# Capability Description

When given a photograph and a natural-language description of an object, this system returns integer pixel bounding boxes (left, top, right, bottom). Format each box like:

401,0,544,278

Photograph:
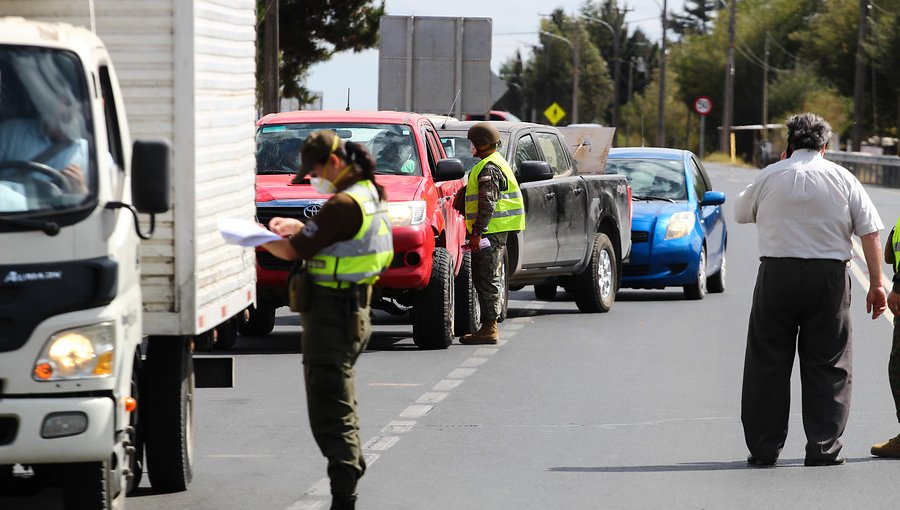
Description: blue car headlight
665,211,695,240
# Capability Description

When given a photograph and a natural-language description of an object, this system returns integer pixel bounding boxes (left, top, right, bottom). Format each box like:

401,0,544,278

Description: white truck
0,1,257,507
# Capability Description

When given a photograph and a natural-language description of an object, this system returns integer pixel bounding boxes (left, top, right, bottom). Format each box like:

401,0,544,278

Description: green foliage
256,0,385,104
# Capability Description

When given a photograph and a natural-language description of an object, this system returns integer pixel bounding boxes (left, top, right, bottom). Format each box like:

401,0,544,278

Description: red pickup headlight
388,200,427,226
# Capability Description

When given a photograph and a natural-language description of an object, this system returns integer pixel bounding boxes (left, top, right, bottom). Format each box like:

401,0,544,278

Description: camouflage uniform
884,229,900,422
469,162,508,322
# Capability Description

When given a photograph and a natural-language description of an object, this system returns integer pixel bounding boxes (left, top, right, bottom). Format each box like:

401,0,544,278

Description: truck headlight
33,322,116,381
388,201,427,226
665,211,695,240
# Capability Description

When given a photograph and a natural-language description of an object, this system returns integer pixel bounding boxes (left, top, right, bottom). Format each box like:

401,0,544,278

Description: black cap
299,130,342,175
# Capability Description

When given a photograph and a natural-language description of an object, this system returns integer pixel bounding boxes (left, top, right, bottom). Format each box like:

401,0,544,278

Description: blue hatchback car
605,148,727,299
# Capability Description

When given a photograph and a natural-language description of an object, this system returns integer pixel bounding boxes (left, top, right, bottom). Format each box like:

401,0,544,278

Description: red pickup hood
256,174,425,203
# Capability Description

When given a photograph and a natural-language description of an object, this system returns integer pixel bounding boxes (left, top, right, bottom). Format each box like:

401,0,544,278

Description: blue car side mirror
700,191,726,206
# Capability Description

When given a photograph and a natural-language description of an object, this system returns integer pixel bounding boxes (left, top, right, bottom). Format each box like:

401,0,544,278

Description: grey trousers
741,257,851,461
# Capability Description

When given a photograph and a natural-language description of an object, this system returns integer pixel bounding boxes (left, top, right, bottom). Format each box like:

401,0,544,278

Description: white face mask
470,144,478,156
310,176,335,195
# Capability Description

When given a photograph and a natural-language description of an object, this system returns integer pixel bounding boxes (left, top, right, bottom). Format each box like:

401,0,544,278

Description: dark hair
785,113,832,151
336,141,387,200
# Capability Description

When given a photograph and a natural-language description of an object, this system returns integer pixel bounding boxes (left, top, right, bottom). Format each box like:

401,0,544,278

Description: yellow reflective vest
307,180,394,288
465,151,525,234
893,217,900,273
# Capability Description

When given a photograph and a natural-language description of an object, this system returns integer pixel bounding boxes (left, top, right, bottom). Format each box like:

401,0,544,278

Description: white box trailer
4,0,258,343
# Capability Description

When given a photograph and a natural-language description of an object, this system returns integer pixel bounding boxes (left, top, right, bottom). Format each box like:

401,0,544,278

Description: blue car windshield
606,159,687,201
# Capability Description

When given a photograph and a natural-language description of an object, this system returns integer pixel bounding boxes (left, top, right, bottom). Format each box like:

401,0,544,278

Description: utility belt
288,262,372,313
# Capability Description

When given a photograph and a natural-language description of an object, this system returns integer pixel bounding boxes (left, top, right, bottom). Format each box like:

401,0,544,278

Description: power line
765,33,798,62
736,40,793,73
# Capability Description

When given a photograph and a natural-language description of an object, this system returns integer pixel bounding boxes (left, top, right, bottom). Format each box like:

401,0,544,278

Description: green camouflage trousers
472,232,508,323
300,284,372,496
891,318,900,422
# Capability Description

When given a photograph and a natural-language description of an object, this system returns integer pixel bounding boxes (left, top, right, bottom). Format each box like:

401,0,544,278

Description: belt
759,256,849,265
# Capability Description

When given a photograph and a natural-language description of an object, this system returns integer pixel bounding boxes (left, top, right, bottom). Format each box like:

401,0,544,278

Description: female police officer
261,130,392,510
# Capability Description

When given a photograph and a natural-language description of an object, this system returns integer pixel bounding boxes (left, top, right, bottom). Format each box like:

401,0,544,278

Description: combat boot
871,433,900,458
460,321,499,345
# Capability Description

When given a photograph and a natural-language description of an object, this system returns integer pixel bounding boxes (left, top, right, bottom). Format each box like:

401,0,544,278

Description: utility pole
720,0,736,154
573,20,580,124
656,0,667,147
262,0,280,115
762,35,769,142
852,0,868,151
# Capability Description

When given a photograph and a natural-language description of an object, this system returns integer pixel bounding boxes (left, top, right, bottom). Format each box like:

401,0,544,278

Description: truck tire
143,337,194,492
573,233,616,313
707,251,726,293
683,247,707,300
214,317,239,350
534,283,558,300
126,355,144,494
413,247,454,349
238,305,276,337
453,251,480,336
62,460,123,510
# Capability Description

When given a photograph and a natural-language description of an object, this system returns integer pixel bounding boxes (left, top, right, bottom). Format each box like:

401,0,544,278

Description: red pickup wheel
413,247,454,349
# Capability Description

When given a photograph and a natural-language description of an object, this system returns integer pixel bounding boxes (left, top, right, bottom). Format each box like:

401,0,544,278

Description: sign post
693,96,713,158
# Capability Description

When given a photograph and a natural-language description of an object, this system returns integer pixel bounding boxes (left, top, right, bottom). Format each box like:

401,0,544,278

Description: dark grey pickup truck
438,121,632,317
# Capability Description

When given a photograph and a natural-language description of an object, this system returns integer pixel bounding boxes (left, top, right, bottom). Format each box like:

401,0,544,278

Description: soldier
872,219,900,458
457,122,525,345
261,130,393,510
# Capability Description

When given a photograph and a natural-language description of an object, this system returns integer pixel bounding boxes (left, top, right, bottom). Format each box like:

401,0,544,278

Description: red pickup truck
245,110,476,349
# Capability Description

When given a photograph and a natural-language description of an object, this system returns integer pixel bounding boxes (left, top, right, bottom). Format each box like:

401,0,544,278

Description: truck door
534,132,587,265
512,133,558,267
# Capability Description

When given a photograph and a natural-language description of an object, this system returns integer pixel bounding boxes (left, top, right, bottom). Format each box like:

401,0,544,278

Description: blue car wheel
683,247,707,300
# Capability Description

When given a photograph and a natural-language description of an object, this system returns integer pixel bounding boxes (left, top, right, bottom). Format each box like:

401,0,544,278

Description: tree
256,0,385,105
494,50,527,120
670,0,727,36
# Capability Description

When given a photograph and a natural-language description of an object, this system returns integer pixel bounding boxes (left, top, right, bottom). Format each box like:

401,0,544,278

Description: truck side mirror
434,158,465,182
518,161,553,183
700,190,726,206
132,140,172,214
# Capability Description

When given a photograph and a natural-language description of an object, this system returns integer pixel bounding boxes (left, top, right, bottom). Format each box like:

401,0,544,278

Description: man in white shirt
734,112,887,468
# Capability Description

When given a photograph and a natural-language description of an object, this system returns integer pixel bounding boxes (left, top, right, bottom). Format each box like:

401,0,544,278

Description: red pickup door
244,110,477,349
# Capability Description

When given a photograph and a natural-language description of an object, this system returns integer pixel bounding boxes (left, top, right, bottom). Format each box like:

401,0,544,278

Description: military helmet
467,122,501,149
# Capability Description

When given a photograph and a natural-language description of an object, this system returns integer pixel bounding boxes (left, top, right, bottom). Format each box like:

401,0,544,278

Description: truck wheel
413,247,454,349
453,251,480,336
534,283,557,300
143,337,194,492
683,248,707,300
573,233,616,313
62,460,124,510
498,249,509,322
127,355,144,494
238,305,275,337
707,251,726,293
214,317,239,350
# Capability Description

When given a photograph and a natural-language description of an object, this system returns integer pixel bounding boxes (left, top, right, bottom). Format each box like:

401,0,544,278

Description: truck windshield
256,123,422,177
0,46,95,216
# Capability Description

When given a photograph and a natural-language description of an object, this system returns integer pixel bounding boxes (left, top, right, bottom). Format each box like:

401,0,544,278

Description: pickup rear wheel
238,305,276,337
573,233,616,313
413,247,454,349
142,336,194,492
454,251,480,336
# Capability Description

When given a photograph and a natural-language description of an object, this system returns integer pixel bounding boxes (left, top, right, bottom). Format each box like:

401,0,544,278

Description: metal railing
825,151,900,188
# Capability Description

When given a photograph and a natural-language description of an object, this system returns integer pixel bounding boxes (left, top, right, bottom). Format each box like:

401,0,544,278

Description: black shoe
331,493,357,510
804,456,845,467
747,454,777,467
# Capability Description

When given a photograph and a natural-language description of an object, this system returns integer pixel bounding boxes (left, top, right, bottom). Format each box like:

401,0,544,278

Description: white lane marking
303,478,331,497
433,379,463,391
474,347,498,356
416,392,448,404
364,453,380,466
460,357,488,368
447,368,477,379
382,420,416,433
363,436,400,451
400,404,433,418
850,236,894,324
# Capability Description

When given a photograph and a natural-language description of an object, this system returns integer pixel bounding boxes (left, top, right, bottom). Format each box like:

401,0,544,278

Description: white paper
218,218,283,247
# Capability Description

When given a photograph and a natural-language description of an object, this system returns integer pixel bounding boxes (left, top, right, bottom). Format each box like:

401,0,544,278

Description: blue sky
306,0,687,110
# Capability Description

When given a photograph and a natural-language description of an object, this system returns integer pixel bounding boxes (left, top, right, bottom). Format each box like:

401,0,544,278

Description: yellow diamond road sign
544,102,566,126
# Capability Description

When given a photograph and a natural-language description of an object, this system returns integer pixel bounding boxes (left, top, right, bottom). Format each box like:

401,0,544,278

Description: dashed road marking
433,379,463,391
447,367,478,379
460,357,488,368
382,420,416,433
400,404,433,418
416,392,449,404
363,436,400,451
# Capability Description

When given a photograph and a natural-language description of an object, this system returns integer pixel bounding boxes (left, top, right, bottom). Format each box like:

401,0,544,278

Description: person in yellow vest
261,130,393,510
872,218,900,458
457,122,525,345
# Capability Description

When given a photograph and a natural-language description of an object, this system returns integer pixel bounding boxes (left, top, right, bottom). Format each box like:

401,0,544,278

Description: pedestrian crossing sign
544,102,566,126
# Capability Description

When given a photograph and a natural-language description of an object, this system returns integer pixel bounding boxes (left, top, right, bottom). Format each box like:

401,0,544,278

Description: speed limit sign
693,96,713,116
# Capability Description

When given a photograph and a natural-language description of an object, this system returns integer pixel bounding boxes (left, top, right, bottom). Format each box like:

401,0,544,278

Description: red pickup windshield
256,123,422,177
